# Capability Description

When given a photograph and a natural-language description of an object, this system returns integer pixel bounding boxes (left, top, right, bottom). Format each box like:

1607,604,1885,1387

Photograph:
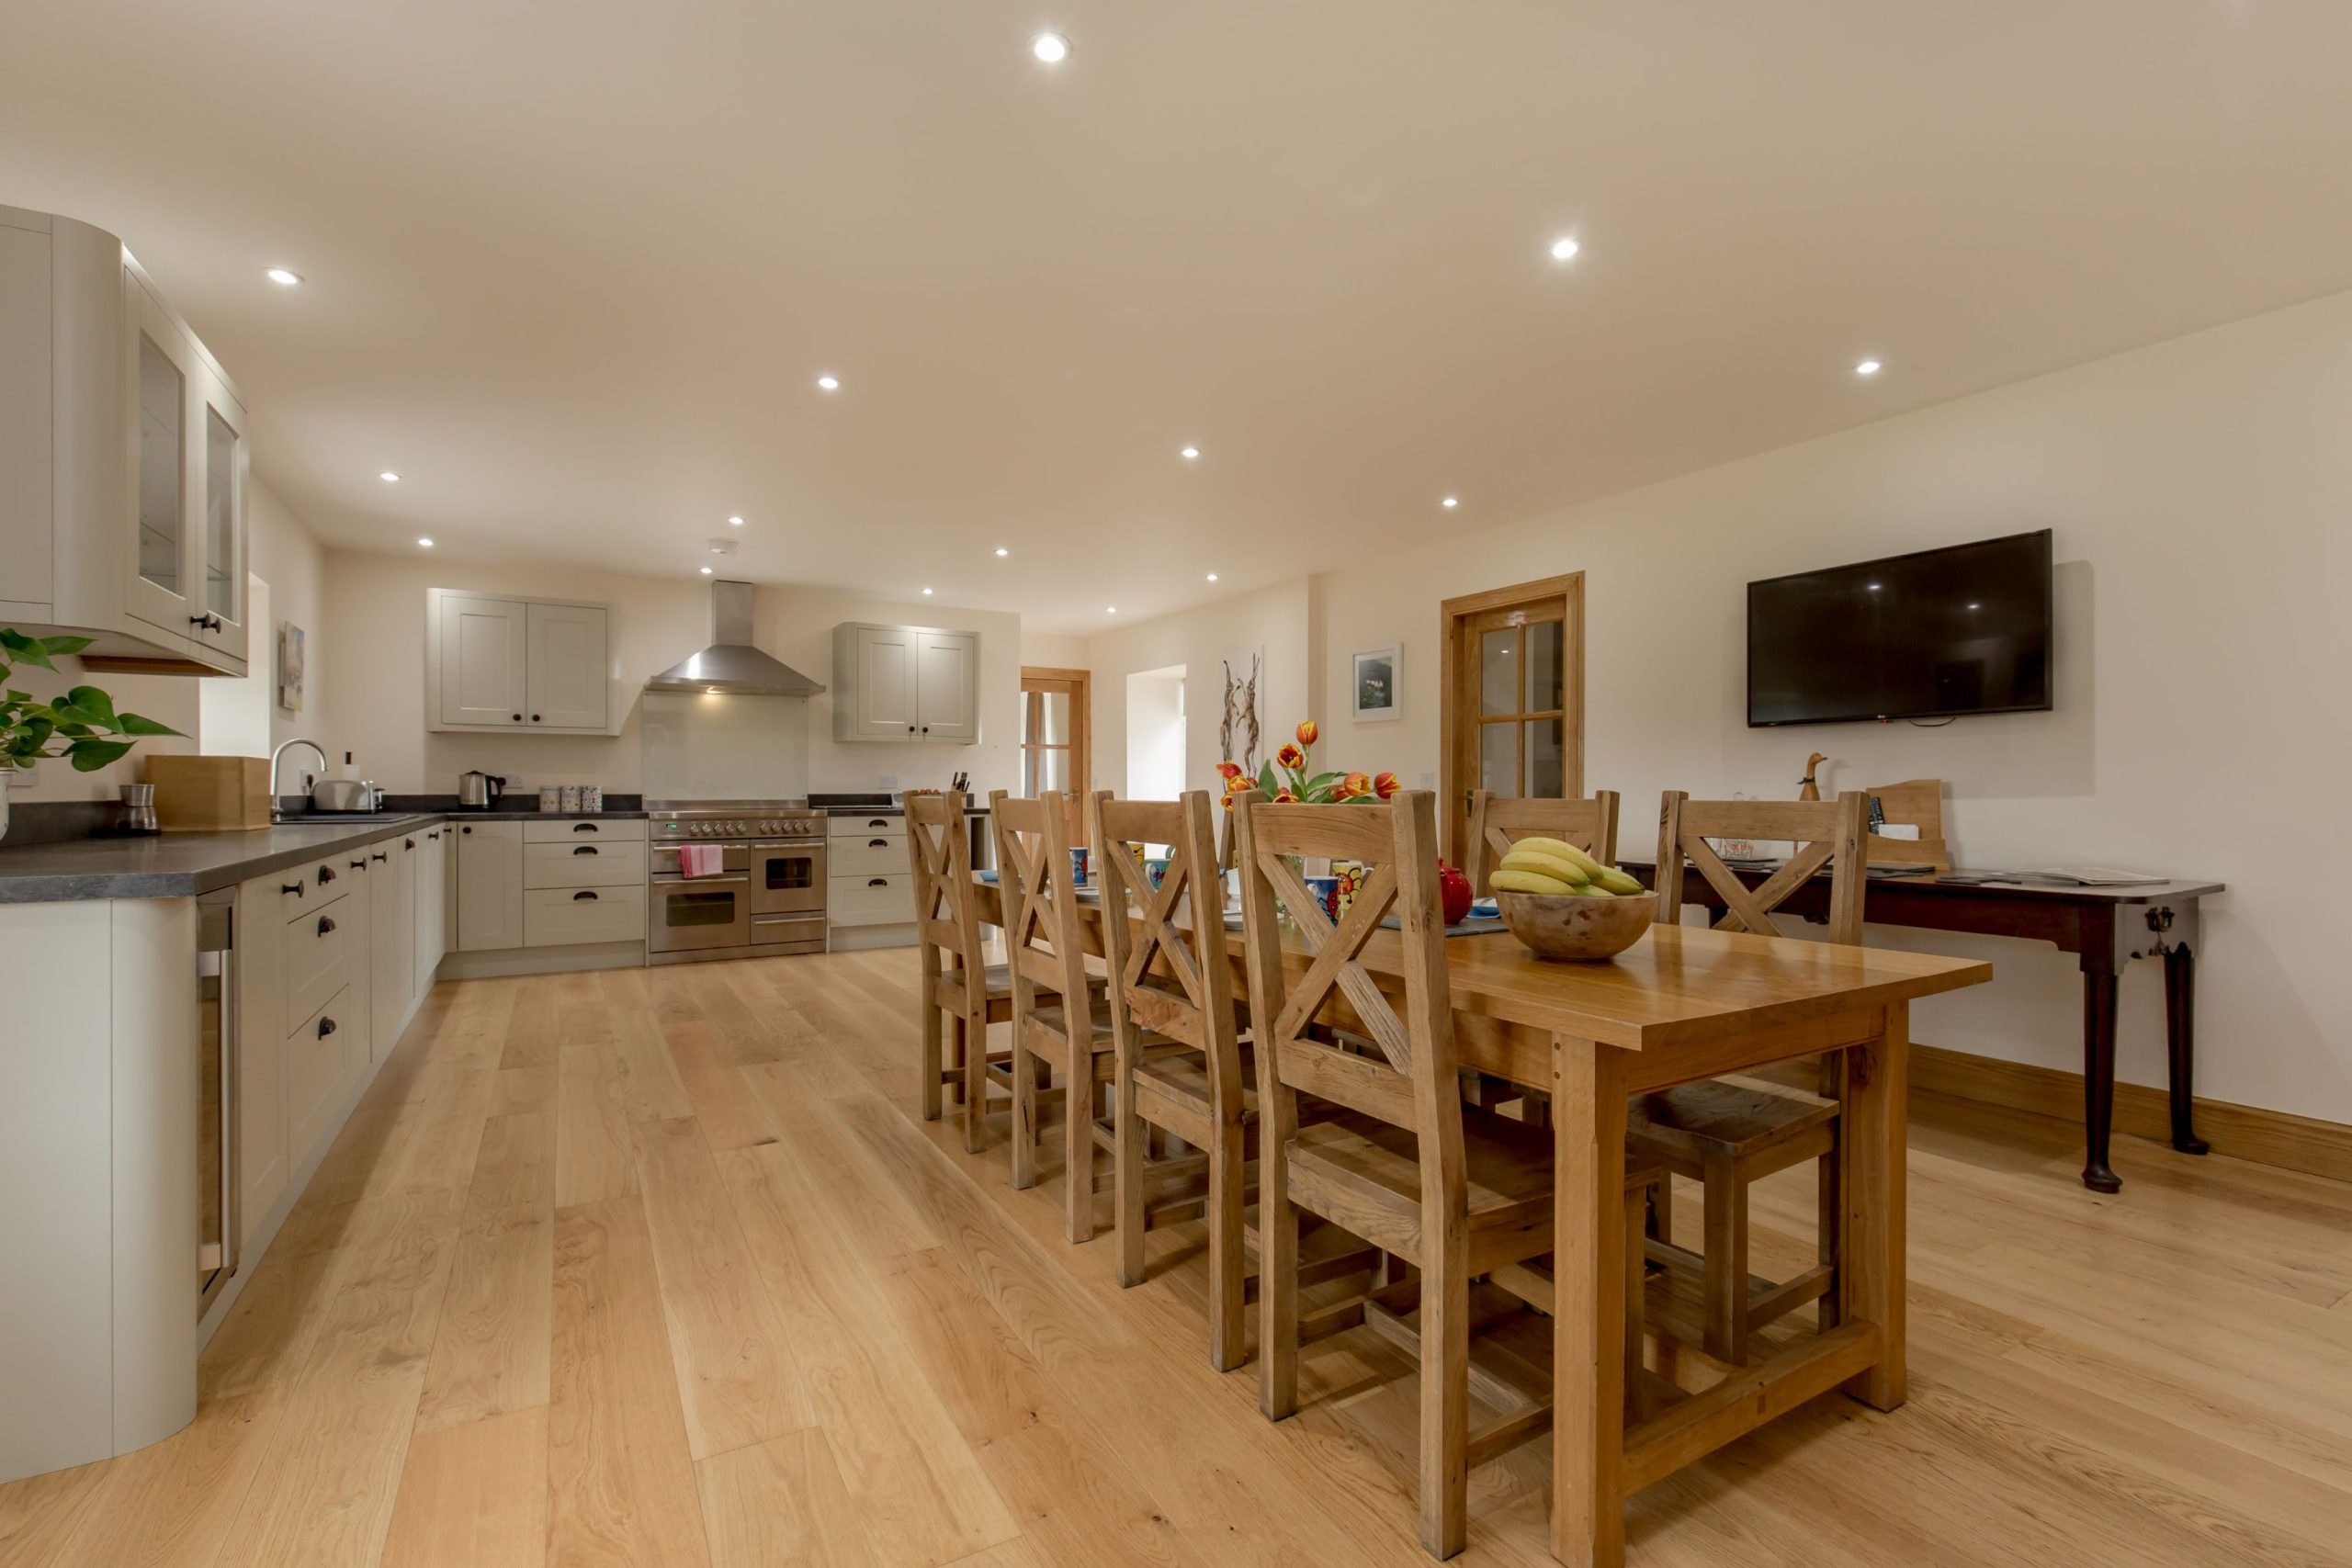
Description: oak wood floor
6,952,2352,1566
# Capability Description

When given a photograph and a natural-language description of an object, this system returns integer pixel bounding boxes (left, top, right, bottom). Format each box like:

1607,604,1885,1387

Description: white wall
1019,632,1090,671
1069,289,2352,1124
317,553,1029,799
8,477,327,802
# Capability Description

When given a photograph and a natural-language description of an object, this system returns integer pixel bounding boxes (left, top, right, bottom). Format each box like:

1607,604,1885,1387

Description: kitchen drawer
524,839,648,889
525,885,647,947
286,900,354,1022
276,854,358,917
828,834,913,877
830,870,915,926
827,813,906,841
524,817,648,845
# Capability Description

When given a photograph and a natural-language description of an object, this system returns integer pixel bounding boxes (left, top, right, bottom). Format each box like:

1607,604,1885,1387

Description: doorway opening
1439,573,1584,864
1125,664,1187,805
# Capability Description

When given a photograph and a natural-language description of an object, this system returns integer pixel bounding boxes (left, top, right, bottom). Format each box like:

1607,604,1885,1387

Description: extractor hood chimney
645,580,825,697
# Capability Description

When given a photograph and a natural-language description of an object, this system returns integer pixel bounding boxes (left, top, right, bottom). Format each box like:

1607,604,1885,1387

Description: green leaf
64,737,133,773
1257,761,1277,796
64,685,118,725
39,634,93,660
1304,772,1340,795
116,712,182,738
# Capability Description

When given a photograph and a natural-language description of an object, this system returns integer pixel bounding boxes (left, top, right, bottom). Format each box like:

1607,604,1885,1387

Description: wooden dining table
966,877,1992,1567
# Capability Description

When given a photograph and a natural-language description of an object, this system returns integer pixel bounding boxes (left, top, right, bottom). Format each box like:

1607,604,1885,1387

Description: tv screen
1747,529,2052,727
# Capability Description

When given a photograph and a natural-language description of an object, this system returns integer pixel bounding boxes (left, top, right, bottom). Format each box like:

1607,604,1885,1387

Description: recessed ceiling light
266,267,303,287
1855,359,1883,376
1106,605,1117,615
1966,602,1981,610
922,587,934,595
1442,496,1459,509
1180,445,1200,460
1031,31,1069,62
699,566,714,575
728,515,744,526
1866,581,1883,592
379,471,401,482
1205,573,1218,582
1548,237,1580,262
816,374,840,391
416,537,434,548
994,547,1009,558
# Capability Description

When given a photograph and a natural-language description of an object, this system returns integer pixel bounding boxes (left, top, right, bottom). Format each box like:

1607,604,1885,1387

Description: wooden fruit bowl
1494,890,1655,961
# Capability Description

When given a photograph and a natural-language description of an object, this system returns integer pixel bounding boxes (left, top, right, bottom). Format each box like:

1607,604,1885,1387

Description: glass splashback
641,692,810,800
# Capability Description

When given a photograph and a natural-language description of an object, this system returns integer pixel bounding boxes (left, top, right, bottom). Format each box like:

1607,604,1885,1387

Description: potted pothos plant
1,629,185,838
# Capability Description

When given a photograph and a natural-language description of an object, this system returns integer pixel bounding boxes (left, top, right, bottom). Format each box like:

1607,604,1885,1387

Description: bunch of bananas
1487,837,1646,898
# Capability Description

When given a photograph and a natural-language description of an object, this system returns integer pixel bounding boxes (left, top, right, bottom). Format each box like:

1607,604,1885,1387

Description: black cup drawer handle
318,1016,337,1039
317,916,335,935
572,890,599,902
868,839,888,848
868,877,888,887
572,822,598,833
572,845,599,855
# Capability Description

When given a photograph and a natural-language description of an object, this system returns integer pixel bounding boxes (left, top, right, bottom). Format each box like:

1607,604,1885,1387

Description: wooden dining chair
1236,789,1658,1559
990,789,1120,1243
1463,788,1623,895
906,790,1007,1154
1633,790,1867,1366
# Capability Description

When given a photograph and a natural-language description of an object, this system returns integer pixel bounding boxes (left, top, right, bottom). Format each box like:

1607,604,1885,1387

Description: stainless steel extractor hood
646,580,825,696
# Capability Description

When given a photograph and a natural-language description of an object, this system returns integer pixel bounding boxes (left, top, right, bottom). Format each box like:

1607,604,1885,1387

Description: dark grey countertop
0,809,648,903
821,806,992,818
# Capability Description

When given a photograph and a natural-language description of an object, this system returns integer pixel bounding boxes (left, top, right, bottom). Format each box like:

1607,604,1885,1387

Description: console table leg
2164,943,2211,1156
2081,970,2122,1193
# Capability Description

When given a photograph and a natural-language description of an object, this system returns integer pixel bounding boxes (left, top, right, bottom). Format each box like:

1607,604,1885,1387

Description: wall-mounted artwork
277,621,305,712
1219,646,1264,773
1352,643,1401,722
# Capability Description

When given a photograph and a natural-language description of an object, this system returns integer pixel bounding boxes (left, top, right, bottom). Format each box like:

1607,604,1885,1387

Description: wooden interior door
1019,667,1091,843
1439,574,1584,865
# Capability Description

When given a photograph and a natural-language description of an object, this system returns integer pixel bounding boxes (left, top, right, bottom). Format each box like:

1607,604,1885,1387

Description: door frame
1438,573,1585,866
1020,666,1091,843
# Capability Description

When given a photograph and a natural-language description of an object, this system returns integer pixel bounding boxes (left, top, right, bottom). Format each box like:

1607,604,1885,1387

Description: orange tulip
1222,772,1252,796
1337,772,1371,800
1275,742,1306,770
1372,771,1401,799
1273,788,1298,804
1216,760,1245,782
1295,719,1319,748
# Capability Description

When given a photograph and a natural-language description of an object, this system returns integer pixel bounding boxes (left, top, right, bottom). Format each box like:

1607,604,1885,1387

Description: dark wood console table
1621,860,2224,1191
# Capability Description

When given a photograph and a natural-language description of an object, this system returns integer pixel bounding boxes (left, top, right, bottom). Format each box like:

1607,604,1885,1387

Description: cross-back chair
1236,789,1659,1560
1634,789,1868,1365
989,789,1119,1242
1463,788,1623,896
906,790,1008,1153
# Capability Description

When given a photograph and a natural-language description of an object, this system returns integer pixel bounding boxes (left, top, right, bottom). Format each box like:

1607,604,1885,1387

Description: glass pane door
204,400,242,625
1472,614,1567,794
136,333,184,598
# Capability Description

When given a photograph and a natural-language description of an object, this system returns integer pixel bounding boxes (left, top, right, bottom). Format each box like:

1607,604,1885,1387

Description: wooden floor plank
548,1197,711,1568
695,1428,880,1568
379,1405,550,1568
555,1043,639,1210
414,1205,556,1435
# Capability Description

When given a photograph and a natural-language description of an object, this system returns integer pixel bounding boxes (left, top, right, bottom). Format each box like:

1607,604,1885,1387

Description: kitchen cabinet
285,846,370,1170
0,205,247,675
413,824,449,994
831,623,980,743
427,589,614,733
371,833,418,1055
455,819,525,950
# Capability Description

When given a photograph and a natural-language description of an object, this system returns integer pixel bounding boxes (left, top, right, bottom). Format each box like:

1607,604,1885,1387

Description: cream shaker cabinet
455,819,525,950
428,590,614,734
370,832,417,1055
831,623,979,743
413,824,450,993
0,206,248,674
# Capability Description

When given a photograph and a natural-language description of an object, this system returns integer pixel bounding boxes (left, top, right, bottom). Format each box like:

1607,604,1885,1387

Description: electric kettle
457,770,507,808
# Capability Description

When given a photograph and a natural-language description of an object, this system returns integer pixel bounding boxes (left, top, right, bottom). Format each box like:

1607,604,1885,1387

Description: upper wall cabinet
0,206,248,675
831,623,979,743
426,589,615,734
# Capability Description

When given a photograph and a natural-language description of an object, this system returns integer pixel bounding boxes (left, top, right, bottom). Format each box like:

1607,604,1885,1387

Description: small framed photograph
1351,643,1401,722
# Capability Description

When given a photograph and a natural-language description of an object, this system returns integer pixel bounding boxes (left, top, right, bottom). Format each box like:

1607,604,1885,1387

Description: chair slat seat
1628,1079,1837,1165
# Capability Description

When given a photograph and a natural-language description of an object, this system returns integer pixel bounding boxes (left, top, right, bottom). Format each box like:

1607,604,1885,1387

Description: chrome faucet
269,737,327,822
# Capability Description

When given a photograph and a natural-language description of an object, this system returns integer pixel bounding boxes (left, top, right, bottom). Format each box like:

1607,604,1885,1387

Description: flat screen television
1747,529,2052,727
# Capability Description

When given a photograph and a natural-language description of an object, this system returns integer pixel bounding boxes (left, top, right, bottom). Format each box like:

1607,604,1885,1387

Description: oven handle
650,874,751,887
752,840,822,850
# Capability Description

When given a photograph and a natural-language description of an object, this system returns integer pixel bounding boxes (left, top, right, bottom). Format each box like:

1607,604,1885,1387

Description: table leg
1839,1002,1908,1410
1550,1034,1627,1568
2164,943,2211,1156
2080,967,2121,1193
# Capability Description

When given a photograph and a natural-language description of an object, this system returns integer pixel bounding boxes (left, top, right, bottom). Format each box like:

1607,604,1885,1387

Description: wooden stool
1633,789,1868,1365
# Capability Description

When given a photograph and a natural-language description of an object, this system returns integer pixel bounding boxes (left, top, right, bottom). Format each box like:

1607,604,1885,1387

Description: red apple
1437,860,1473,926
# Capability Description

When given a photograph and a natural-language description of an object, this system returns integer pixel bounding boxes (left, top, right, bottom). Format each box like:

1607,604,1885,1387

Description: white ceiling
6,2,2350,632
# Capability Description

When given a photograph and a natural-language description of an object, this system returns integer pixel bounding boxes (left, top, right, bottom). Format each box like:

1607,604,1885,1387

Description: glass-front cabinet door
197,367,249,666
121,265,247,668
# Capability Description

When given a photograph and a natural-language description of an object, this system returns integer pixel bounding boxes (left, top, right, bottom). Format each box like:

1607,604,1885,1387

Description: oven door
650,863,752,953
751,840,826,917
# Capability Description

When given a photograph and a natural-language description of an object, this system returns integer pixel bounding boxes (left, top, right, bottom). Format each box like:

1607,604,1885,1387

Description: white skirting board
829,922,917,952
437,940,646,980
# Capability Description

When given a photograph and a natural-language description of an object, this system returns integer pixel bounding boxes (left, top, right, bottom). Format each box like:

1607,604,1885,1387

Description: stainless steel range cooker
646,799,826,964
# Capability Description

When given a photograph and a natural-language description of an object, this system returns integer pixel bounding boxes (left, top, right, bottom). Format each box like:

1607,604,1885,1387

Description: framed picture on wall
277,621,305,713
1351,643,1401,722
